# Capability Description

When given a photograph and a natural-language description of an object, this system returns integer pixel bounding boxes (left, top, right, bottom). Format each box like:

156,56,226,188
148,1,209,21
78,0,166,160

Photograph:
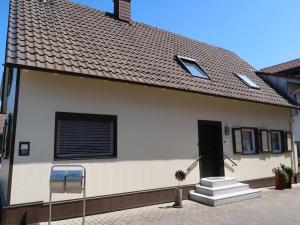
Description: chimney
114,0,131,22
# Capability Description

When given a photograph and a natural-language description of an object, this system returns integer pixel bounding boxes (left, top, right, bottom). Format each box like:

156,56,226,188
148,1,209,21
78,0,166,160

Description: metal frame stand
49,165,86,225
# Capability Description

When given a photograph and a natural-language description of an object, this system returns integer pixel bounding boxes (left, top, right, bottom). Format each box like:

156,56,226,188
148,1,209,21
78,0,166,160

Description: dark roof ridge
261,58,300,73
263,58,300,70
257,71,300,79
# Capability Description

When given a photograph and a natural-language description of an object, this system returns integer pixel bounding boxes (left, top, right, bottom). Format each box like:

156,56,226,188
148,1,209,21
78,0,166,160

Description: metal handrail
186,155,203,175
223,154,238,167
185,153,237,176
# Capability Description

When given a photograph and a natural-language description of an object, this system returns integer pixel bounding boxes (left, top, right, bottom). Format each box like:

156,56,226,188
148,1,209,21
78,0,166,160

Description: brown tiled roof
261,58,300,74
6,0,293,108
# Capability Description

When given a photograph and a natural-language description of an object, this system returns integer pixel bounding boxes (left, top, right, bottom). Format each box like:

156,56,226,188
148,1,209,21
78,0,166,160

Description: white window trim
241,128,256,154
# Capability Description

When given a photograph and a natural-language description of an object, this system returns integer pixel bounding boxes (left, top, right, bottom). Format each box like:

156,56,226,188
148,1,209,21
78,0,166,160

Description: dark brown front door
198,120,224,178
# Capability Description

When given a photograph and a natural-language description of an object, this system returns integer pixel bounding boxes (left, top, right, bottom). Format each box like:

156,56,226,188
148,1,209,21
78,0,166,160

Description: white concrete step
200,177,237,188
195,183,249,196
189,189,261,206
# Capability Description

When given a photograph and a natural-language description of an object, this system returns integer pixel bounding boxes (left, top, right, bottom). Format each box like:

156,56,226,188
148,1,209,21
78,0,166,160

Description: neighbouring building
260,58,300,172
0,88,6,151
0,114,6,157
0,0,298,224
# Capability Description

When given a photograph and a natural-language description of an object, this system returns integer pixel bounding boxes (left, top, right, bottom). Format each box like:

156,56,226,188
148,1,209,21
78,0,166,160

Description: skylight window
177,56,209,79
236,74,260,89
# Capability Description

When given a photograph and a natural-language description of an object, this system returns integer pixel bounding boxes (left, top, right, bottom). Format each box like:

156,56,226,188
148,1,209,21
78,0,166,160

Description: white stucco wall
9,70,294,205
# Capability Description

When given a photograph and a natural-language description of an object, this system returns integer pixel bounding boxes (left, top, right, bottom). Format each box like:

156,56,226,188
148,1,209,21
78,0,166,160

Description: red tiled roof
261,58,300,74
5,0,293,108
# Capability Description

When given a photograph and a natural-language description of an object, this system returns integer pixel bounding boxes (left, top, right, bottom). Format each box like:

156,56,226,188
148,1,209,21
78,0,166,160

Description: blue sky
1,0,300,76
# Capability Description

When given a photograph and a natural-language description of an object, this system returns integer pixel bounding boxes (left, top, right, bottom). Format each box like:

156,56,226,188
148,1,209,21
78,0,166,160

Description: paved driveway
38,185,300,225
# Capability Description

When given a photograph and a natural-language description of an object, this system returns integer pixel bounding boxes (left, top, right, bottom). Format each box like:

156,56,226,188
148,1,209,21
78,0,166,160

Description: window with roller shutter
54,112,117,159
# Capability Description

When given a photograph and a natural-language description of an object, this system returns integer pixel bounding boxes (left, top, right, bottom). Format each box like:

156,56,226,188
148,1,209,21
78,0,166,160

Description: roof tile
261,58,300,74
5,0,293,107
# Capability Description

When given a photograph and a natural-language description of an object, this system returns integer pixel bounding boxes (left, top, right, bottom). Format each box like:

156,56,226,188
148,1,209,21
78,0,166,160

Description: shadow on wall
224,152,293,174
12,137,293,166
225,162,235,173
227,152,291,162
224,151,293,171
12,143,201,165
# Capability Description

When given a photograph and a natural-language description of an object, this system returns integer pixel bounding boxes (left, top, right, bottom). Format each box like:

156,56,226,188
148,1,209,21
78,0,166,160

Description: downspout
289,89,300,181
289,115,298,177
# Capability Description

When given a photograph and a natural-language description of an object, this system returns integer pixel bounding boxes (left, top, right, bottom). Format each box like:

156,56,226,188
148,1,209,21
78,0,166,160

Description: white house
0,0,298,224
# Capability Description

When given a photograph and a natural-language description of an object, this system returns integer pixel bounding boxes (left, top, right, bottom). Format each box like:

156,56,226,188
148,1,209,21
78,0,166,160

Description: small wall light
19,142,30,156
224,126,230,136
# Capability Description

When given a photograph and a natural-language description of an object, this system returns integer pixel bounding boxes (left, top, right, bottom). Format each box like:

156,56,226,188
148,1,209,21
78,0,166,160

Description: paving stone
36,184,300,225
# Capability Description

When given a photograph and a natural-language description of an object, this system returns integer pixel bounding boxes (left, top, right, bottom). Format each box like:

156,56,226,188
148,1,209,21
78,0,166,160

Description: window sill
54,156,118,161
242,152,258,156
271,152,286,154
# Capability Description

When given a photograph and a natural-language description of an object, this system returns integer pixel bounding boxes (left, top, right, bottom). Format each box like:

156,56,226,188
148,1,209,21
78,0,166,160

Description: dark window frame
6,68,13,98
1,120,7,156
269,130,285,154
176,55,210,80
241,127,260,155
2,114,13,159
54,112,118,160
232,127,259,155
0,134,3,156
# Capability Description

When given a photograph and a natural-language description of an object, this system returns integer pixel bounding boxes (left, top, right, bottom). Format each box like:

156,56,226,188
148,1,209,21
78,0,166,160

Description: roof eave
8,62,295,110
